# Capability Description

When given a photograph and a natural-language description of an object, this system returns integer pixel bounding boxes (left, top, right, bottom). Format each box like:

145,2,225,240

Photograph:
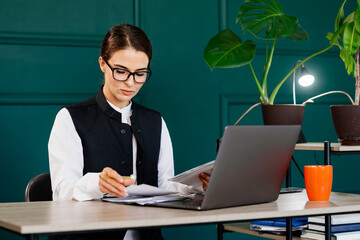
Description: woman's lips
121,89,134,96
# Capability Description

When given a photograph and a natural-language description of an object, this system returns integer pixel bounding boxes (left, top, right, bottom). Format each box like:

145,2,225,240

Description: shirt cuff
73,173,104,201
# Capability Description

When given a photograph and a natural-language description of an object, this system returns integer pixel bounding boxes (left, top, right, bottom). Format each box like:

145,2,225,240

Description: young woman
48,24,206,240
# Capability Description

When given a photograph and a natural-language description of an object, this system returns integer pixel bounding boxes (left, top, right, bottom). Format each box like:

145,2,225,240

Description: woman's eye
135,72,146,77
115,69,127,74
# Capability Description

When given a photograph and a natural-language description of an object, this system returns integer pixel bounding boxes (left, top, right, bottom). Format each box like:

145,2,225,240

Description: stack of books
250,218,308,235
301,213,360,239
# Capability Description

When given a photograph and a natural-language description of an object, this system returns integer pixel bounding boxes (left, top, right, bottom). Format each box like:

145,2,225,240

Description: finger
100,176,127,192
198,176,208,186
123,178,135,187
100,167,123,184
199,178,208,191
199,172,210,182
99,179,127,197
100,184,127,198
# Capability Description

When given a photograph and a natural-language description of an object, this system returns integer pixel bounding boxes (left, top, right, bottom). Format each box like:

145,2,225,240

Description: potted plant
303,0,360,145
204,0,333,126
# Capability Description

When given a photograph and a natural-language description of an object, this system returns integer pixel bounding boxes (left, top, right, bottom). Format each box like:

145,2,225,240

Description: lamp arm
302,90,355,105
269,45,334,104
293,60,303,105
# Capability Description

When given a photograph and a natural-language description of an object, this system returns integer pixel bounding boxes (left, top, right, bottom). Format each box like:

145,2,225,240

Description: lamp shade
299,66,315,87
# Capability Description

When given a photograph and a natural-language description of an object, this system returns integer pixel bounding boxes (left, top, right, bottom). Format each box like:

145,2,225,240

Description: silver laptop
150,125,301,210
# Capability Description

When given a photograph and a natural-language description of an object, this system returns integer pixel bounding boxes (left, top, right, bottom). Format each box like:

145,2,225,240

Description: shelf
223,222,308,239
295,142,360,152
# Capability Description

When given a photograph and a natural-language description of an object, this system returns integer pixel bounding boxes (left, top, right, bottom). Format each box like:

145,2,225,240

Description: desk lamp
293,60,315,105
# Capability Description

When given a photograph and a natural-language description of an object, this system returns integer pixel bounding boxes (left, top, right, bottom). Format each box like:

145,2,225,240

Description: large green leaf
343,22,360,56
327,32,341,47
236,0,308,40
328,24,348,46
340,48,355,75
329,0,360,77
335,0,346,33
287,25,309,42
355,3,360,33
204,29,256,70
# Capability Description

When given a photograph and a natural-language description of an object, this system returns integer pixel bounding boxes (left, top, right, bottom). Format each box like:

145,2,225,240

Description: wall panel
0,0,359,240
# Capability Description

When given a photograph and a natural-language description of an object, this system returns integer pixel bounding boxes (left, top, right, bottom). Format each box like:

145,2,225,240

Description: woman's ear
98,57,106,73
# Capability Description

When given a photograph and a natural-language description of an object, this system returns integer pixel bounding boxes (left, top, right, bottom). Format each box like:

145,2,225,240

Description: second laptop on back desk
150,125,301,210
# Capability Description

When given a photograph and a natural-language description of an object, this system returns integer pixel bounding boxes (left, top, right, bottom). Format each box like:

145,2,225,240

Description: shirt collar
107,100,133,124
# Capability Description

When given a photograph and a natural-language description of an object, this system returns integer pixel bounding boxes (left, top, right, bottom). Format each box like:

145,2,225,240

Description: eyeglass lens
113,69,150,83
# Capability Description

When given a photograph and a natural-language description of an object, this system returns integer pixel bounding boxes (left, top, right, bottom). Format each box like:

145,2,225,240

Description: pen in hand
99,167,136,197
100,174,136,181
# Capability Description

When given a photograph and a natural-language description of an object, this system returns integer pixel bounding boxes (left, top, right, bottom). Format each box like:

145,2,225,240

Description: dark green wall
0,0,358,239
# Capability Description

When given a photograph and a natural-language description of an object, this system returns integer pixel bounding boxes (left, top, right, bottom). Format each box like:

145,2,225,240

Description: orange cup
304,165,333,201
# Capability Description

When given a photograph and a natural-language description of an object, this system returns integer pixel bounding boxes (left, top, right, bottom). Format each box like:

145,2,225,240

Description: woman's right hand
99,167,135,197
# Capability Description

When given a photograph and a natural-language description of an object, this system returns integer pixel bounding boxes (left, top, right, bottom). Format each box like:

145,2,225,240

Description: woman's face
99,48,149,109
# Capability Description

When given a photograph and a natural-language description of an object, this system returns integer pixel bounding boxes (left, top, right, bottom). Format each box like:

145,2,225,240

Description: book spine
308,223,360,233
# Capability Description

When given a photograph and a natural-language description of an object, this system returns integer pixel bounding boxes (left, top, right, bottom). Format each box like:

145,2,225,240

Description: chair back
25,172,53,202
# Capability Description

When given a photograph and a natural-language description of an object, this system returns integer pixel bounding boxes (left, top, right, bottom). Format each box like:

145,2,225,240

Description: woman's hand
99,167,135,197
198,172,211,191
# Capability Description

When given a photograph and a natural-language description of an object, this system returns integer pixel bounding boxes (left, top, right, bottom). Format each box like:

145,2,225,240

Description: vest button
121,161,126,165
137,129,142,133
138,160,142,165
121,129,126,134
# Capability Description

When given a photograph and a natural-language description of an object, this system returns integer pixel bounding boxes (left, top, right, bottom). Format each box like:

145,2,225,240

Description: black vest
66,88,162,187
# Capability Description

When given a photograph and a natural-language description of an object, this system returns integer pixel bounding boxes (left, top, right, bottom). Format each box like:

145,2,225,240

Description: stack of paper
301,230,360,239
169,160,214,188
301,214,360,239
250,218,308,235
103,195,185,205
102,184,185,205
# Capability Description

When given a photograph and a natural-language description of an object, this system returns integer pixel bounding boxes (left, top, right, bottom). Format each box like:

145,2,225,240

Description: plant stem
262,39,276,100
249,63,269,104
218,102,262,142
268,44,334,104
302,90,355,105
355,49,359,105
233,102,262,126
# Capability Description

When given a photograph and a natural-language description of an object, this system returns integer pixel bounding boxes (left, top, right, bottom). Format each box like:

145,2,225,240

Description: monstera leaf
204,29,256,70
236,0,308,40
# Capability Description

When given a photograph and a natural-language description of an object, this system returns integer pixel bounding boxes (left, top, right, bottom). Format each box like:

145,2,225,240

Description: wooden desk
295,142,360,152
2,191,360,240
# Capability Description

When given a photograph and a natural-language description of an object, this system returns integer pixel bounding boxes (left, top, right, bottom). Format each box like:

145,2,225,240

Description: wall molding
133,0,142,27
0,1,141,47
218,0,227,31
0,31,103,47
0,92,94,105
0,31,340,57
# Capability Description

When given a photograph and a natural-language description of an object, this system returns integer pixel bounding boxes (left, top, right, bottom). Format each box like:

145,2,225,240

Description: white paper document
169,160,215,188
102,184,184,205
102,194,185,205
126,184,176,196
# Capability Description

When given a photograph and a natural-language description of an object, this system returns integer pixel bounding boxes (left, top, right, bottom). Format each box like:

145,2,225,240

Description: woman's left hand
198,172,211,191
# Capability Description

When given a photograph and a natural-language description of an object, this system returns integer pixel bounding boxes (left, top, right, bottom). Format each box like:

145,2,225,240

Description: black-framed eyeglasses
104,59,152,84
